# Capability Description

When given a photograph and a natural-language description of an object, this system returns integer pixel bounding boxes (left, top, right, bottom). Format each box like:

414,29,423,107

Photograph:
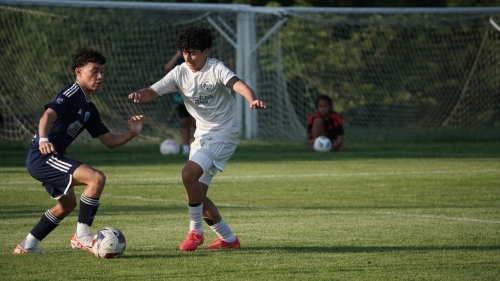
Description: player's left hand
250,100,266,109
127,115,144,135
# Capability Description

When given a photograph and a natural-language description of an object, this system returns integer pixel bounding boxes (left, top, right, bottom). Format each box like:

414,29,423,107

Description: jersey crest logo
201,79,215,92
84,111,90,123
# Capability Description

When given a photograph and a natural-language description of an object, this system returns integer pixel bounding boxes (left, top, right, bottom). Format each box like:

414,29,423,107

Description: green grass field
1,141,499,280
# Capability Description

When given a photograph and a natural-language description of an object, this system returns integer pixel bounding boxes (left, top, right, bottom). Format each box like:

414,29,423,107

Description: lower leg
21,210,63,249
72,165,106,237
21,192,77,249
182,161,205,234
311,118,326,139
203,197,236,242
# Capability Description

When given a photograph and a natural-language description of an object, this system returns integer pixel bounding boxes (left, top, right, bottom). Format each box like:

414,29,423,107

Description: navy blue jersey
29,82,109,155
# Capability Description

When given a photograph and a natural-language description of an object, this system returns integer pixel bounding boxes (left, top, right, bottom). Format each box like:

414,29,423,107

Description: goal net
0,2,499,144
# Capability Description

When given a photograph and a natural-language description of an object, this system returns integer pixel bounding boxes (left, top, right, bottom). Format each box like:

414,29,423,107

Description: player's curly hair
176,26,213,52
72,48,107,70
315,95,333,110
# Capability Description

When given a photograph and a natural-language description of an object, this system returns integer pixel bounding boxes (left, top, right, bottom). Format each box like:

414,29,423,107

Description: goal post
1,1,499,144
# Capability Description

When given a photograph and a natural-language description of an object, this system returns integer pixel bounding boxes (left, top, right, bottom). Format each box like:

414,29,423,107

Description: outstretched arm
98,115,145,149
232,80,266,109
128,88,159,104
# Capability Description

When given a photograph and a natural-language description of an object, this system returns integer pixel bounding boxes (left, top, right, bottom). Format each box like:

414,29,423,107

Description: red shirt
307,112,344,141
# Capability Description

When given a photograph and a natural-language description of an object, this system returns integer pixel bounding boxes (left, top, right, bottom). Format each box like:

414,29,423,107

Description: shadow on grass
110,245,500,260
243,245,500,253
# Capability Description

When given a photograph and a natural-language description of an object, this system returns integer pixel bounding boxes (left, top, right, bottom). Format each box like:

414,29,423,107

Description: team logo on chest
201,79,215,92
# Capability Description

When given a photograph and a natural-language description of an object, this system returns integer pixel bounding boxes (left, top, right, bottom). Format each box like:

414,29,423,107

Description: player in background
306,94,345,152
129,26,266,251
165,50,196,155
14,48,144,254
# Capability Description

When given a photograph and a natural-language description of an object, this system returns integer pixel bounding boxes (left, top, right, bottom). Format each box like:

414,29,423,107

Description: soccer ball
160,139,179,155
92,227,126,259
313,136,331,152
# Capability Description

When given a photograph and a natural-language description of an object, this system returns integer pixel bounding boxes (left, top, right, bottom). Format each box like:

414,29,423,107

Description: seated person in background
306,94,345,152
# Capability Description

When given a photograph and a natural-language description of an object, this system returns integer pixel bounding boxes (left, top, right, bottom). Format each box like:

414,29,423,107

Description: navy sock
78,195,99,226
30,210,62,241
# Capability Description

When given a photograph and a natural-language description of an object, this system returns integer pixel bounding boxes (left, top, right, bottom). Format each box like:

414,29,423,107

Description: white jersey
151,57,238,143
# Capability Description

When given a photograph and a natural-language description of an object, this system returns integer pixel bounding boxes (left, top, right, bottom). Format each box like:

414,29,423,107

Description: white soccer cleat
70,233,94,255
13,244,47,254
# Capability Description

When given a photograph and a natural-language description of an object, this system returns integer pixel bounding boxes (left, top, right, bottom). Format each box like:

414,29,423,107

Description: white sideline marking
2,169,499,185
374,212,500,224
1,185,499,224
111,196,500,224
108,168,500,182
2,168,499,224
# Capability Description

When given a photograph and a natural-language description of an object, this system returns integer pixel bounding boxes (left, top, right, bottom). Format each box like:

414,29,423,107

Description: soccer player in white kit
128,26,266,251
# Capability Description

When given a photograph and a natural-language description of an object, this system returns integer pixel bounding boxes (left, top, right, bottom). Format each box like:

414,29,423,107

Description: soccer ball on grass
313,136,331,152
92,227,126,259
160,139,180,155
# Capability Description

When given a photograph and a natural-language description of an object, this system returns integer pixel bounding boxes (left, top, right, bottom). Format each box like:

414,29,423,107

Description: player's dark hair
176,26,213,52
315,95,333,110
72,48,107,70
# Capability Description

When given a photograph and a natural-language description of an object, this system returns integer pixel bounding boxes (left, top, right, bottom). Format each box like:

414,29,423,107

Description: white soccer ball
313,136,332,152
92,227,126,259
160,139,180,155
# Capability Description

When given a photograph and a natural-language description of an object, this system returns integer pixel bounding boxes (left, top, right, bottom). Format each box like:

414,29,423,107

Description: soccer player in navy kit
14,48,144,254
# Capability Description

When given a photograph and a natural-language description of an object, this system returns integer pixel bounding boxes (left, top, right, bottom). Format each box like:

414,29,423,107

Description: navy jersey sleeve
45,85,79,116
85,102,110,138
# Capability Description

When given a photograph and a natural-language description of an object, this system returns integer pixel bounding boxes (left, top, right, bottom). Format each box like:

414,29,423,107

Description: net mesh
0,3,499,143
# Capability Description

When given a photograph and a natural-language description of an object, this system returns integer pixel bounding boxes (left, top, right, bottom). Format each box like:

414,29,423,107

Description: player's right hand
128,92,143,103
39,141,58,155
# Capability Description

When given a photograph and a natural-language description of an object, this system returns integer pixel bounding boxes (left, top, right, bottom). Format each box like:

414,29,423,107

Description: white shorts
189,136,237,177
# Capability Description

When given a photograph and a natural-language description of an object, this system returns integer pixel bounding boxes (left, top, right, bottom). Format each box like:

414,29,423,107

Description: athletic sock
20,233,39,249
188,202,203,234
28,210,62,245
210,219,236,242
77,195,99,236
76,223,92,238
78,195,99,225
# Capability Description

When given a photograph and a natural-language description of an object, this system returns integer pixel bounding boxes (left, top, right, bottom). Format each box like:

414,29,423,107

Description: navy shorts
26,150,83,199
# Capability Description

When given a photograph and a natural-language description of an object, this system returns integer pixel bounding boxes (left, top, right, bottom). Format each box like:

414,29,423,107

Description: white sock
21,233,39,249
183,145,190,155
188,204,203,234
210,219,236,242
76,222,92,238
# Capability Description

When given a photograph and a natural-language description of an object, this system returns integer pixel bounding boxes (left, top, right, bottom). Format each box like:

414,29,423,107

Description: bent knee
81,169,106,190
312,117,325,126
91,170,106,186
182,166,196,182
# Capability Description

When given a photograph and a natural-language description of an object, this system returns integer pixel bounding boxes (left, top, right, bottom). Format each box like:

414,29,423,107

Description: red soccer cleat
204,236,240,250
179,230,204,251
